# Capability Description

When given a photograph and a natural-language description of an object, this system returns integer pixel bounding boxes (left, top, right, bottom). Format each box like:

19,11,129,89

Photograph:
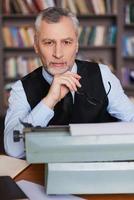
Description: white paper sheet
70,122,134,136
0,155,29,178
17,180,86,200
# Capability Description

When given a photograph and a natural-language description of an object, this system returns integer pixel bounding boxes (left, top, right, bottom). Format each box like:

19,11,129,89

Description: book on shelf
106,26,117,45
2,27,13,47
26,27,34,45
75,0,89,15
34,0,49,11
5,57,17,79
16,0,30,14
123,36,134,57
78,25,117,46
3,26,34,48
94,26,105,46
17,57,29,77
19,27,32,47
125,4,130,24
129,3,134,23
84,0,94,14
125,3,134,24
62,0,77,15
89,26,96,46
79,26,87,45
32,0,55,11
25,0,39,13
2,0,118,16
121,68,134,87
2,0,10,14
105,0,112,14
11,0,22,14
45,0,55,7
4,56,41,108
92,0,106,14
83,27,92,46
5,56,41,79
2,0,55,14
91,0,102,14
10,27,20,47
112,0,117,15
61,0,117,15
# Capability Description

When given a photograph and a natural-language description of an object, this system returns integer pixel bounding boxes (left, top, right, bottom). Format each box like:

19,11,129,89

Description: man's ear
33,35,39,54
34,43,38,54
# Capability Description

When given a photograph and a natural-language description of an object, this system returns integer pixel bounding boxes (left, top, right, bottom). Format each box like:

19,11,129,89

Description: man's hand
43,71,81,109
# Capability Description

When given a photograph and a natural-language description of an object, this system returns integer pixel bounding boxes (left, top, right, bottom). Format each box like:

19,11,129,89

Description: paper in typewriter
70,122,134,136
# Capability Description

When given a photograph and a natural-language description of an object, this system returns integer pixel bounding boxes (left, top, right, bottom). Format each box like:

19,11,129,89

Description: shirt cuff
26,101,54,127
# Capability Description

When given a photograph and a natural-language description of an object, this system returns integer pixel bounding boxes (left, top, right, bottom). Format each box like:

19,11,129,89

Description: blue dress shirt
4,63,134,158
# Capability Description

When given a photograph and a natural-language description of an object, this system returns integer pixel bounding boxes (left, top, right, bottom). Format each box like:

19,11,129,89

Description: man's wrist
43,95,58,109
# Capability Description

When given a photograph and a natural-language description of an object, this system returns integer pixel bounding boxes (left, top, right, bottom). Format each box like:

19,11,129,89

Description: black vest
21,60,117,125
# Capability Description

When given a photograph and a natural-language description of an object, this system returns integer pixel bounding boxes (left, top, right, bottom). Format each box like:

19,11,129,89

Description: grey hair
35,7,79,35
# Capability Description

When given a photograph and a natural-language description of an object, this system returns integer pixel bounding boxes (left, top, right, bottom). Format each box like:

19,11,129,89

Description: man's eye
44,41,54,46
63,41,72,45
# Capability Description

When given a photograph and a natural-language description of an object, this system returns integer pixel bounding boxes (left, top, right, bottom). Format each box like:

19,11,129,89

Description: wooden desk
15,164,134,200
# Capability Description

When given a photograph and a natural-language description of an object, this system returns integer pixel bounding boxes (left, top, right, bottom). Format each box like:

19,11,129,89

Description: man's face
34,16,78,75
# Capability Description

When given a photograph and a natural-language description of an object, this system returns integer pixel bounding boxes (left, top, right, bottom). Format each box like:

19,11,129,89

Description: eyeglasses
76,81,111,106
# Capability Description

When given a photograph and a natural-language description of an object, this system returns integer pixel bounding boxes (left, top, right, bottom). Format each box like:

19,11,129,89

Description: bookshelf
0,0,134,116
121,0,134,96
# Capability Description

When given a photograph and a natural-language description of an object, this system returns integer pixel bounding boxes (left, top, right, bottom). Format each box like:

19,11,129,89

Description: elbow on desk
4,130,25,159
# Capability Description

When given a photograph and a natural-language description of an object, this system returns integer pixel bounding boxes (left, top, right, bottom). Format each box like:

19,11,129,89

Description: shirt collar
42,62,77,84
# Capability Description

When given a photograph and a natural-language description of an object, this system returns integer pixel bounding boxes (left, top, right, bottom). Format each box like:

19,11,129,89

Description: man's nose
53,44,63,59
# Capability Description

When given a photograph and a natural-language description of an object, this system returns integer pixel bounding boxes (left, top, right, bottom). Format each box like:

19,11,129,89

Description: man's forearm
4,101,54,158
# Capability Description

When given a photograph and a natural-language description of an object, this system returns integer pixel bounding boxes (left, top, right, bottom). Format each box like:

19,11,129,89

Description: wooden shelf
3,48,35,57
123,56,134,60
78,14,117,19
3,14,37,19
125,23,134,28
4,47,34,51
4,46,116,52
2,14,35,25
80,45,116,50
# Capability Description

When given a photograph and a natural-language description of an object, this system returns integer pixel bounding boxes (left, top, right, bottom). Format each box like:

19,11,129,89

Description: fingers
65,71,81,80
55,71,81,92
62,76,81,91
44,71,82,108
